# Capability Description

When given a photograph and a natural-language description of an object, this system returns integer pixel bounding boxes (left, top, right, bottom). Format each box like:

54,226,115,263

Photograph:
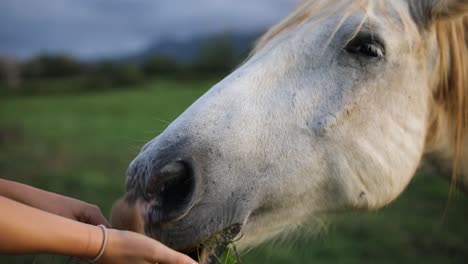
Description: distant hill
125,31,263,64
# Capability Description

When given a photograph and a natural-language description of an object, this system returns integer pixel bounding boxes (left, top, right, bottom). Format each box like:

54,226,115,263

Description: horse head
112,1,468,262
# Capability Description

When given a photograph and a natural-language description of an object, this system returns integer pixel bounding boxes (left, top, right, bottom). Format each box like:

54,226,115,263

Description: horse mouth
181,223,242,264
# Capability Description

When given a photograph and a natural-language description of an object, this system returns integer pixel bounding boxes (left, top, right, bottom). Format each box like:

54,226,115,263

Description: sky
0,0,298,59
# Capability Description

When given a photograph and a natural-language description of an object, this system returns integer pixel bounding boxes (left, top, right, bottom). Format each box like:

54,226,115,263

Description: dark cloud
0,0,297,59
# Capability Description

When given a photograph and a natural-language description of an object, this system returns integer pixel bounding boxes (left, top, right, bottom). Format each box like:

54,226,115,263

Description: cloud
0,0,298,59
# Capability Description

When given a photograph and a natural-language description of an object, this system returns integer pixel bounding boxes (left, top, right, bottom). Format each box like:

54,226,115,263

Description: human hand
98,229,197,264
42,194,110,227
66,197,111,227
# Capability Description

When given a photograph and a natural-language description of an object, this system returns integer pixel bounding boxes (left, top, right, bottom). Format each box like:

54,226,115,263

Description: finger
90,213,111,227
149,240,197,264
85,206,112,227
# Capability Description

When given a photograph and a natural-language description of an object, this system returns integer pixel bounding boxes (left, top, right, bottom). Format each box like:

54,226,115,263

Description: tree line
0,36,243,94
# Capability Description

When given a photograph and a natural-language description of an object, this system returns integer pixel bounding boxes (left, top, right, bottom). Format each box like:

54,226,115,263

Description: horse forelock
252,0,420,53
253,0,368,53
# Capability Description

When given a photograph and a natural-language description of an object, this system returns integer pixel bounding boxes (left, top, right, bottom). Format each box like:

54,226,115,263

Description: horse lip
183,243,227,264
157,223,243,264
141,197,243,263
182,223,243,264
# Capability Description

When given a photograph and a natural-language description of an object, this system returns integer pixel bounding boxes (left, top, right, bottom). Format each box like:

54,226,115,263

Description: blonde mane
431,15,468,186
253,0,468,184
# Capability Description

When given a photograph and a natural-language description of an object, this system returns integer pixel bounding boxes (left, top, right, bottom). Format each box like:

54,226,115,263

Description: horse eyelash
344,31,386,59
362,43,385,58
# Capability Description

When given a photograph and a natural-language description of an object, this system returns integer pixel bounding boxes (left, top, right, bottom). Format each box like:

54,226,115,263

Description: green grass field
1,79,467,263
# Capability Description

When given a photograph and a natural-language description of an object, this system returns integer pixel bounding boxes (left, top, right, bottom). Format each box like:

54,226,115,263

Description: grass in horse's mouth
183,223,242,264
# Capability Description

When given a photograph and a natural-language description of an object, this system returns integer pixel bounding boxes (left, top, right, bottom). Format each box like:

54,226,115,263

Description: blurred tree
192,33,237,76
142,55,180,77
0,56,22,90
22,54,83,79
85,62,144,89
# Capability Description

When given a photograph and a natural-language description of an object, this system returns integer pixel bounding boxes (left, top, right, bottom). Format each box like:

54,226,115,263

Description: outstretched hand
0,195,197,264
59,196,111,227
31,192,111,227
99,229,197,264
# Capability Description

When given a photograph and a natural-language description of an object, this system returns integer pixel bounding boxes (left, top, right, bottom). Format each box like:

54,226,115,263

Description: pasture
0,79,467,263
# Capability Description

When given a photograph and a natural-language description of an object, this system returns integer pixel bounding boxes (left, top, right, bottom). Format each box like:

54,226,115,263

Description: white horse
112,0,468,263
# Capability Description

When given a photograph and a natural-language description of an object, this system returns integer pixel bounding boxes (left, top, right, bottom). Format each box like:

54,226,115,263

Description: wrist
82,225,105,259
87,225,108,263
101,229,145,261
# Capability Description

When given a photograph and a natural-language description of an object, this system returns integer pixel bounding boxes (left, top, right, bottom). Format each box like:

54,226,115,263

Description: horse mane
431,15,468,186
253,0,468,184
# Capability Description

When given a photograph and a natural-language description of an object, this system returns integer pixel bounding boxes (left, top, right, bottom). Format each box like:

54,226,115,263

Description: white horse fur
113,0,468,257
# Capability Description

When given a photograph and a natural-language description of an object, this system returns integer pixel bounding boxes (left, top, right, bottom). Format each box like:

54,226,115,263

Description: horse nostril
145,161,196,223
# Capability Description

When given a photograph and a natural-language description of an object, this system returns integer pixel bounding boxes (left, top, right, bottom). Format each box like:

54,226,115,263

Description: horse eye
345,35,385,59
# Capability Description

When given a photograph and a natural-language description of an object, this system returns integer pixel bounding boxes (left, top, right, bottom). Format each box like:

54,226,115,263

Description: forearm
0,179,78,217
0,195,102,257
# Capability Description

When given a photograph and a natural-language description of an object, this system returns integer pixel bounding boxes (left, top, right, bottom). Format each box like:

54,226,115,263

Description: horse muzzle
113,135,246,264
